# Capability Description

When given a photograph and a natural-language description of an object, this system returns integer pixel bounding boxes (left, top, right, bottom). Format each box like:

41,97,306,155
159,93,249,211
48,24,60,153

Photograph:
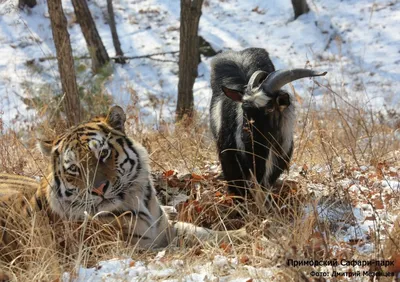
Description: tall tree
107,0,126,64
176,0,204,121
47,0,81,126
291,0,310,19
71,0,110,73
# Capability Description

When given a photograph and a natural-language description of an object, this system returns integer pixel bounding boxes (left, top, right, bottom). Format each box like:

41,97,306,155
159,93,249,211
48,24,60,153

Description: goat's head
222,69,327,116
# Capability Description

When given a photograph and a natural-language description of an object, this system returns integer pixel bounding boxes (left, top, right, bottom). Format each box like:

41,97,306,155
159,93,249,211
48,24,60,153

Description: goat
210,48,326,198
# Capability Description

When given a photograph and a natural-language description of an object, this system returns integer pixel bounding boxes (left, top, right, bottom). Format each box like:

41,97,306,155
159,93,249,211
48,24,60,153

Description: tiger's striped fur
0,174,39,197
0,106,246,273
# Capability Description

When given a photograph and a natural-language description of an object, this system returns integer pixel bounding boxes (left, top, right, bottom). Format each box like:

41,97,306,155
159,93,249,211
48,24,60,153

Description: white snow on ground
0,0,399,128
301,160,400,254
62,254,274,282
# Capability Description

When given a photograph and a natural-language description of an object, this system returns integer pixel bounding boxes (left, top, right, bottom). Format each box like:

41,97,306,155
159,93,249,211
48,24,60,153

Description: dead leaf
163,170,175,177
251,6,265,14
365,215,376,221
348,238,364,246
167,176,180,187
192,246,203,256
300,164,308,177
372,198,384,209
240,255,250,264
388,254,400,273
304,232,326,257
220,242,232,253
191,173,204,181
194,204,203,213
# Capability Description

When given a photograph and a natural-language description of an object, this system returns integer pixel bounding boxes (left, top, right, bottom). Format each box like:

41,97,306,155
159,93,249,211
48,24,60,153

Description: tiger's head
39,106,150,220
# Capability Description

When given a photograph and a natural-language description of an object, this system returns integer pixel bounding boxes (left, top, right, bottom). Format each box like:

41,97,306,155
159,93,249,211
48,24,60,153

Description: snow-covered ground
0,0,399,128
63,254,275,282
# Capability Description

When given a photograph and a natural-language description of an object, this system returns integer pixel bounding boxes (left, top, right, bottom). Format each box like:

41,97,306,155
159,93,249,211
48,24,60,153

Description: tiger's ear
37,139,53,157
106,105,126,133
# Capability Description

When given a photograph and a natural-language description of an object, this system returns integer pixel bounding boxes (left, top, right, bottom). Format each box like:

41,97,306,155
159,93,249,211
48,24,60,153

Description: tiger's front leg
167,220,247,247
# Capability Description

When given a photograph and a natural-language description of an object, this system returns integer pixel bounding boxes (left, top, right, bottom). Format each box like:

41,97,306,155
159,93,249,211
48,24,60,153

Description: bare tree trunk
291,0,310,19
47,0,81,127
71,0,110,73
107,0,126,64
18,0,36,9
176,0,204,122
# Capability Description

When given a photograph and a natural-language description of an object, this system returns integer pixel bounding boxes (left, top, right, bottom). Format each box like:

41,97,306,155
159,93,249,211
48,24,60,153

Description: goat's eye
265,101,275,112
99,149,109,160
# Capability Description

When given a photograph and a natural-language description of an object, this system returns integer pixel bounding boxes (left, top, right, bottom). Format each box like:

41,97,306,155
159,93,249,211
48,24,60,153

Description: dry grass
0,83,400,281
0,200,169,280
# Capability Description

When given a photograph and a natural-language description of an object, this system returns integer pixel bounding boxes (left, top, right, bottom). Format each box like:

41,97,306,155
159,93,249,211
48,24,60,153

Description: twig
323,32,336,51
38,55,88,61
37,51,179,63
373,1,396,12
121,51,179,60
314,81,358,110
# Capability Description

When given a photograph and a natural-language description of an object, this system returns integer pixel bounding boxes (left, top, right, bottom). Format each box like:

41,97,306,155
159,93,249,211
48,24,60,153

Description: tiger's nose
92,181,108,196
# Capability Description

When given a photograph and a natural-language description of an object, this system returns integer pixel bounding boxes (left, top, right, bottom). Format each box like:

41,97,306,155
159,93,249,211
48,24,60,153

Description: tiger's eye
100,149,109,159
66,164,79,176
69,164,78,172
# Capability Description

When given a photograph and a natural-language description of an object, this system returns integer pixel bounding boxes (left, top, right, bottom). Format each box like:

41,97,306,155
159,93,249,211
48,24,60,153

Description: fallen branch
36,51,179,63
121,51,179,60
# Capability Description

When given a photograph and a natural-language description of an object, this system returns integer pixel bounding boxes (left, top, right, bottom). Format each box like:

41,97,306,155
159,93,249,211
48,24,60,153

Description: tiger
0,106,246,279
0,174,38,197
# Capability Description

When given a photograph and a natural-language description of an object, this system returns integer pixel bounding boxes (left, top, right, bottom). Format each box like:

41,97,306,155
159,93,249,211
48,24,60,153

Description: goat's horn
263,69,327,93
248,70,268,89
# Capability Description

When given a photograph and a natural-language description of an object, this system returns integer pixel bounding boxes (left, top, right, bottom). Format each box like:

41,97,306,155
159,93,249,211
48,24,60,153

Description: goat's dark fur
210,48,295,198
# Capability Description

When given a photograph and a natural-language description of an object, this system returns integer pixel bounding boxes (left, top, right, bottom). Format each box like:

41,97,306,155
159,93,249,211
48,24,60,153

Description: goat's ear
106,105,126,133
222,86,243,102
37,139,53,157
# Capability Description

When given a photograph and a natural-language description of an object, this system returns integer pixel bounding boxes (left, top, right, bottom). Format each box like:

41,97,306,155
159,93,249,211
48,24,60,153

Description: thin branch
124,51,179,60
36,51,179,63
